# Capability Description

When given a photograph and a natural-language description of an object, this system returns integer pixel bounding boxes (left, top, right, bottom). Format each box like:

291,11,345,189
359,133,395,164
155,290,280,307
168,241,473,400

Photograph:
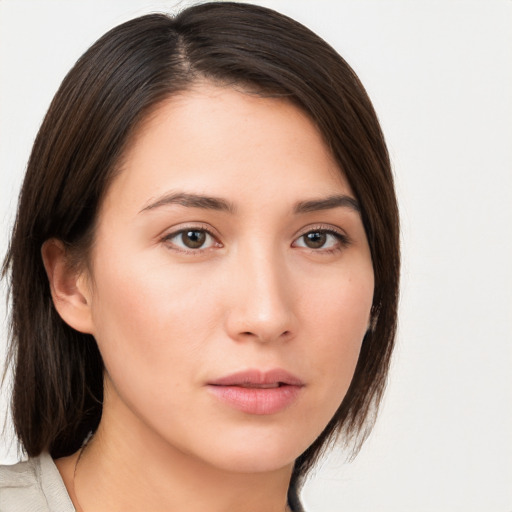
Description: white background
1,1,511,511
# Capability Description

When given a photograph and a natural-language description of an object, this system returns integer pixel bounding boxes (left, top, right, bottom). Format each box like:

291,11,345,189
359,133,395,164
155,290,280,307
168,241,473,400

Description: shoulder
0,453,75,511
0,457,43,509
0,456,36,484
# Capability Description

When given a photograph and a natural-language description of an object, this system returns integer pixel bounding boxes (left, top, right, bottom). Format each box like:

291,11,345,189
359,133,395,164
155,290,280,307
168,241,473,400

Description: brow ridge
294,194,360,214
140,192,359,215
140,192,236,213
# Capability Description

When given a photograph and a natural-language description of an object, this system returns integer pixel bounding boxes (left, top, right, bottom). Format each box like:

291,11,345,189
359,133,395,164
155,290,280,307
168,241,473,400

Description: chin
211,450,297,475
192,428,313,475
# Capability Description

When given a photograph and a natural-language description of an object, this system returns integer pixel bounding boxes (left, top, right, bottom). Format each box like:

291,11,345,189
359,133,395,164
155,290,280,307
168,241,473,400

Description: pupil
305,232,326,248
183,230,206,248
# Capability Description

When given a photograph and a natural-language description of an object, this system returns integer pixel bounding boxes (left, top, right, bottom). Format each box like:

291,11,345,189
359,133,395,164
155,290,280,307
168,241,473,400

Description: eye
163,228,219,252
293,229,349,251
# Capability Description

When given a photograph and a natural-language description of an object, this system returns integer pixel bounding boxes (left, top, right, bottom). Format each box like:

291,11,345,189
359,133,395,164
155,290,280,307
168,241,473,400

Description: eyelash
161,225,351,255
162,225,221,255
293,226,351,254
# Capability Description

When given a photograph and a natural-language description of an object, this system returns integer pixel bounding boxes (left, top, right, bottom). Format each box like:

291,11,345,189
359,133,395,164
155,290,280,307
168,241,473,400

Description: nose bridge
226,237,295,342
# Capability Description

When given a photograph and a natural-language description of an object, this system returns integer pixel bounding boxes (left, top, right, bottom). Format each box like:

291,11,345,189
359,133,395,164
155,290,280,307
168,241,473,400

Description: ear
41,239,95,334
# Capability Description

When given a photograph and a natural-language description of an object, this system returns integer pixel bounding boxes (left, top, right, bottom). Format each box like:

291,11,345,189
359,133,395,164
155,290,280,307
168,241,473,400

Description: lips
207,369,304,415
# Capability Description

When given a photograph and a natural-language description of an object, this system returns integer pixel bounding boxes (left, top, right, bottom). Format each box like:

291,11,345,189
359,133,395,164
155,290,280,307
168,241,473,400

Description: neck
57,384,294,512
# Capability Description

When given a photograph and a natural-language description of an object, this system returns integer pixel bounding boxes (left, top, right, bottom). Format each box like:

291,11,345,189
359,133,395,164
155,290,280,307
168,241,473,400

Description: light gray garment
0,453,305,511
0,453,75,512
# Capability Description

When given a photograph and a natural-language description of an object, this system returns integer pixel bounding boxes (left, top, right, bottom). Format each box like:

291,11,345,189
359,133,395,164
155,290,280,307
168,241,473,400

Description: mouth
236,383,282,389
208,368,304,387
206,369,304,415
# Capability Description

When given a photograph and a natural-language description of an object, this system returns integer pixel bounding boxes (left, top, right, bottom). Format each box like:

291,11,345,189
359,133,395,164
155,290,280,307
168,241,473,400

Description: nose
224,246,297,344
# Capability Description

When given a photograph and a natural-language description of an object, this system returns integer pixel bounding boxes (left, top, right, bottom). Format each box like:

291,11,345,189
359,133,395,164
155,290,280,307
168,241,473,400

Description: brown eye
165,229,218,251
293,229,348,251
181,230,207,248
303,232,327,249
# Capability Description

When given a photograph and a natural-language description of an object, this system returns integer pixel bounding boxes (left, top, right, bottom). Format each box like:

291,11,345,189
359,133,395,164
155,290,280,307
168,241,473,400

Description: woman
0,2,399,511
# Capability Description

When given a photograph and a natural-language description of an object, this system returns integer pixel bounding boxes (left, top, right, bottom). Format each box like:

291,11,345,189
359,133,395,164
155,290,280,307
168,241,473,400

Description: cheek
300,268,374,400
88,251,220,385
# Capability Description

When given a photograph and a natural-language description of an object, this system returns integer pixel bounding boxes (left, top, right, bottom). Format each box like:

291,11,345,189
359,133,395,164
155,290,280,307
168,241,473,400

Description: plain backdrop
1,1,511,511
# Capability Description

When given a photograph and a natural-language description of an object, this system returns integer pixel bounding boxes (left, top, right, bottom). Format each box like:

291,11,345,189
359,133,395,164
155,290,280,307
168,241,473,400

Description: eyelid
161,223,223,253
159,222,351,254
292,224,351,250
295,224,350,241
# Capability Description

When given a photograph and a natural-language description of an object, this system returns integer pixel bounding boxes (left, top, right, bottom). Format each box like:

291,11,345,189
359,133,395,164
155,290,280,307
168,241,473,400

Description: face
83,84,374,474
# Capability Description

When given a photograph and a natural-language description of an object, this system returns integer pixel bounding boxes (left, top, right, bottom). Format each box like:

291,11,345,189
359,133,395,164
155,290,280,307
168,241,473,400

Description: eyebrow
139,192,236,214
139,192,360,215
294,194,360,214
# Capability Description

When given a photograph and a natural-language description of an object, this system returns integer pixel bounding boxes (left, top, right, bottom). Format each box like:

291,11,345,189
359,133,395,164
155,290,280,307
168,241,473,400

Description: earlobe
41,239,94,334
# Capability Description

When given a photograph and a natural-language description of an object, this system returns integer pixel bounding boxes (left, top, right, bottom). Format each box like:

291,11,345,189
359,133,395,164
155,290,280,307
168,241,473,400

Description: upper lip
208,369,304,388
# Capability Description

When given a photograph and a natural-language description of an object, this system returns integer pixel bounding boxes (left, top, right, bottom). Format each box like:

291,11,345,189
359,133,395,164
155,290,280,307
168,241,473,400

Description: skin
45,83,374,512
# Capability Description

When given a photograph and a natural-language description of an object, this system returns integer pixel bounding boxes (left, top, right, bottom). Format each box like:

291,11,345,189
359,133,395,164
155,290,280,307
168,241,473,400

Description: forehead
103,83,352,215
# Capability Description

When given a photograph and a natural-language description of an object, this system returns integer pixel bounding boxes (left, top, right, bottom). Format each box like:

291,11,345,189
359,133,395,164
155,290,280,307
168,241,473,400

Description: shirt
0,452,75,511
1,453,305,511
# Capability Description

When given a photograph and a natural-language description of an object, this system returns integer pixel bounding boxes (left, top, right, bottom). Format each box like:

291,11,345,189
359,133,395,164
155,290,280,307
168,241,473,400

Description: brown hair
2,1,399,489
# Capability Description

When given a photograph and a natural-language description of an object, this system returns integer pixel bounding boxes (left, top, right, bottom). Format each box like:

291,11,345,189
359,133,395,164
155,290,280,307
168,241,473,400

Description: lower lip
207,384,302,415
